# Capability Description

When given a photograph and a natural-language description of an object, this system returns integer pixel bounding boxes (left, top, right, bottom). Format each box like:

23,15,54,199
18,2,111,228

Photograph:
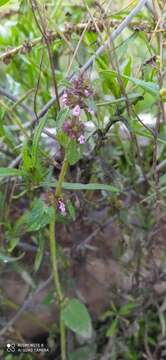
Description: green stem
49,153,68,360
49,217,63,303
60,312,66,360
55,155,68,198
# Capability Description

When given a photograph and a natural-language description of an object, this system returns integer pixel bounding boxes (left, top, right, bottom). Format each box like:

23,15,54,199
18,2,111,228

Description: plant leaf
42,181,120,192
23,199,54,232
125,75,159,95
56,131,69,148
99,70,159,96
106,317,118,337
119,302,138,316
67,140,82,165
62,182,119,192
62,298,93,339
122,56,132,87
22,141,33,172
0,168,23,177
32,117,48,166
0,252,24,263
56,108,69,130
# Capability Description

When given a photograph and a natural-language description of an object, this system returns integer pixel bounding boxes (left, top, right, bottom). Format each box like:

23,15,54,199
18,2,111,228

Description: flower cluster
63,118,85,144
62,75,93,110
61,75,93,144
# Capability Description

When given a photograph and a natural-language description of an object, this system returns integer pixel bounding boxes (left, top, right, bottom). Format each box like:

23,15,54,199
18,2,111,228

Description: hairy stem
49,154,68,360
55,156,68,198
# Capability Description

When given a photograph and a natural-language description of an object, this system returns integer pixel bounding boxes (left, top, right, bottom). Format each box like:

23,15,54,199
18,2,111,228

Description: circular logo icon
7,344,15,352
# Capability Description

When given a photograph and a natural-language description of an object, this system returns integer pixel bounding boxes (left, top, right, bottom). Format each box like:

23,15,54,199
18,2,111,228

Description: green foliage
32,117,48,167
99,69,159,96
67,140,82,165
22,199,54,232
42,180,120,192
62,298,93,339
0,168,23,177
56,108,70,129
34,233,45,272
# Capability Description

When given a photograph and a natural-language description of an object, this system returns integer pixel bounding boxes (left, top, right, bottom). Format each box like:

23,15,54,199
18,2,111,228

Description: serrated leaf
32,117,48,166
0,168,23,177
62,298,93,339
67,140,82,165
56,108,69,129
23,199,54,232
22,141,32,172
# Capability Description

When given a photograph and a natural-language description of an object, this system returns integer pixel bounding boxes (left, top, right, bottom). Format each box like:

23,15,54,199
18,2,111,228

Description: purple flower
72,105,81,117
63,120,70,132
84,89,90,97
62,92,68,106
57,200,66,215
78,135,85,144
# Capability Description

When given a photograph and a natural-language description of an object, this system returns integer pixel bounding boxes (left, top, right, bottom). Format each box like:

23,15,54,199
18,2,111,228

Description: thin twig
66,17,91,76
0,87,34,116
33,42,45,122
0,18,158,63
30,0,60,111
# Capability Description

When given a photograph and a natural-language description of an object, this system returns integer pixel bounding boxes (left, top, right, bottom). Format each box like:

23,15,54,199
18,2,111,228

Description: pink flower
62,92,68,106
84,89,90,97
72,105,81,117
78,135,85,144
57,200,66,215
